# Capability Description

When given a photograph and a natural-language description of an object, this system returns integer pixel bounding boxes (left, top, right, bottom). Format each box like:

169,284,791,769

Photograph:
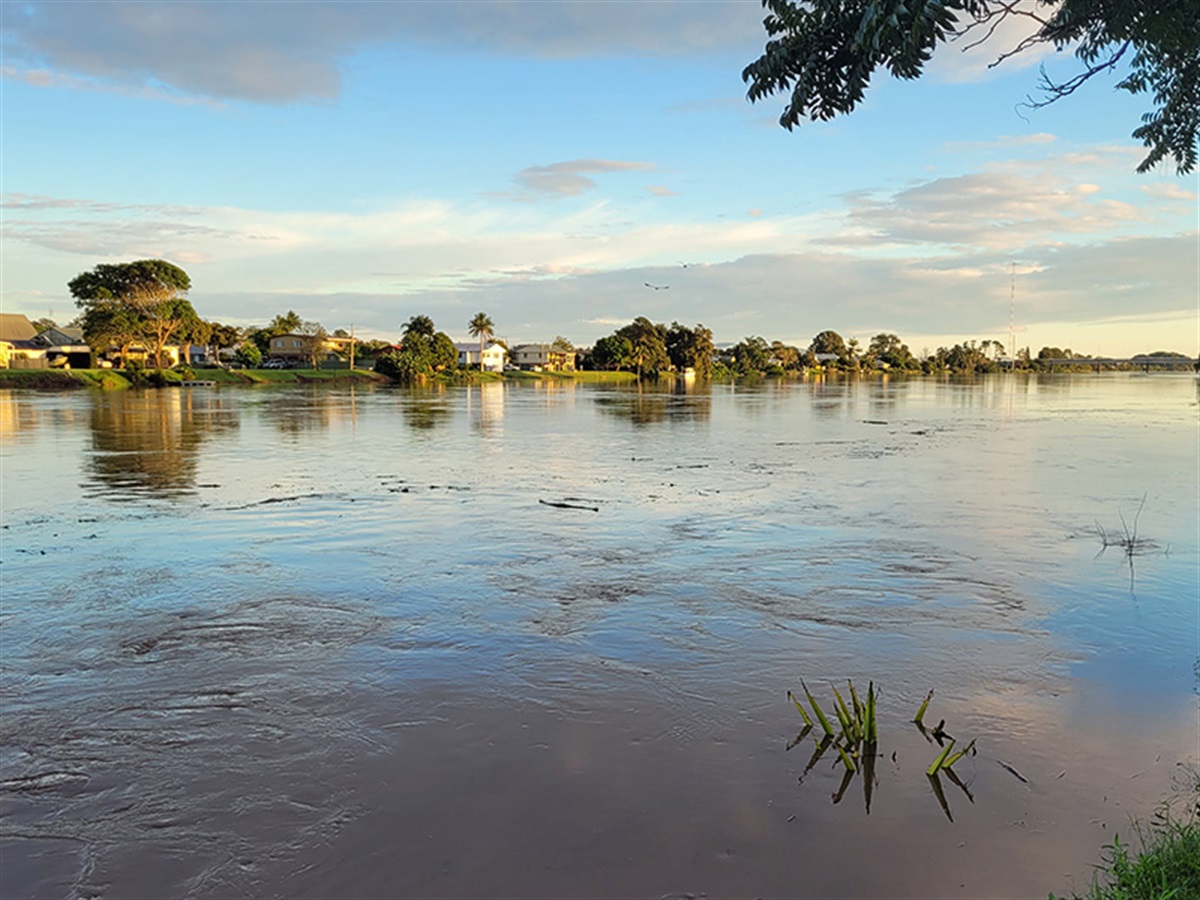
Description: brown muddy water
1,375,1197,899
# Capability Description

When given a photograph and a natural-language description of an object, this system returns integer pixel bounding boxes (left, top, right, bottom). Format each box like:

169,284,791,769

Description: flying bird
644,282,670,290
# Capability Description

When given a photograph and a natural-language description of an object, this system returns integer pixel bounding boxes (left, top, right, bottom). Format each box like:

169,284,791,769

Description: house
32,325,92,369
268,333,351,364
510,343,576,371
100,344,182,367
454,341,506,372
0,314,43,368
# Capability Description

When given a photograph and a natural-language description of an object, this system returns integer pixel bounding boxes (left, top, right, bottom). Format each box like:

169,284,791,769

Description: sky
1,0,1196,356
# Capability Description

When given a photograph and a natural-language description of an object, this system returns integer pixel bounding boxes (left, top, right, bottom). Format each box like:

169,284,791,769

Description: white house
455,342,506,372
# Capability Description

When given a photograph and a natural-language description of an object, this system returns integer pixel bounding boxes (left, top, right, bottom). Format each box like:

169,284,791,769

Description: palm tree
467,312,495,371
403,315,435,340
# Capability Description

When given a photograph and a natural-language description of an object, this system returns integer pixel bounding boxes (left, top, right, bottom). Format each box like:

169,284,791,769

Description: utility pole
349,323,355,371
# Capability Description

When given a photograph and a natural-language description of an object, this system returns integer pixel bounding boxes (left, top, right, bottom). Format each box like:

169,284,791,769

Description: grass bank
503,369,638,383
0,369,123,389
1054,775,1200,899
0,367,387,389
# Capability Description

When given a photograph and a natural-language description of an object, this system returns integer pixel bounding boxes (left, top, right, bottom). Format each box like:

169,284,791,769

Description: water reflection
467,381,505,435
398,385,455,431
0,390,42,444
593,382,711,425
258,387,361,434
84,390,239,499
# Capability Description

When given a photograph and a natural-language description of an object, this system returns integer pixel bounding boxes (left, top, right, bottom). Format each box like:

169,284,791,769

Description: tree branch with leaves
743,0,1198,173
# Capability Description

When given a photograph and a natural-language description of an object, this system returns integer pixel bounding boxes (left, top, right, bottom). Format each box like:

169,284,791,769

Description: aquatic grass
926,739,957,776
865,681,878,743
831,683,856,739
835,742,857,773
942,739,976,770
788,679,975,816
913,689,934,726
787,690,814,728
1094,494,1160,559
800,680,836,737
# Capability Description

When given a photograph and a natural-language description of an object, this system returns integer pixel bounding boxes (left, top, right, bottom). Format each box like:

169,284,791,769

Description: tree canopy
376,315,456,382
69,259,197,366
743,0,1199,174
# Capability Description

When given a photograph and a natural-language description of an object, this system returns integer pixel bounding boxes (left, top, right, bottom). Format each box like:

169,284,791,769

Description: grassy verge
1055,777,1200,900
0,367,388,389
0,369,123,389
504,369,638,383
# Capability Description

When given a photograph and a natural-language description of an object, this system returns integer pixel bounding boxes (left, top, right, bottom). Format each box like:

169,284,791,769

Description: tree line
58,258,1192,378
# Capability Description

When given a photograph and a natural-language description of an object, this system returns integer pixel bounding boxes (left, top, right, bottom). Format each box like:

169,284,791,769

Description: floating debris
538,499,599,512
997,760,1029,784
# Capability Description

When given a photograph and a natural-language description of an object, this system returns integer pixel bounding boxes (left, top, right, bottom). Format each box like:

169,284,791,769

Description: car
261,359,289,369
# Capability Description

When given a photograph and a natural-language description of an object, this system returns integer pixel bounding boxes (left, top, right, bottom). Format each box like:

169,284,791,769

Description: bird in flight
644,282,670,290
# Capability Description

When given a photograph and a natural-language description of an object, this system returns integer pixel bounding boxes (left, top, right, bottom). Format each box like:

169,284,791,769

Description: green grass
504,369,638,383
1,366,388,388
0,368,127,389
1055,784,1200,900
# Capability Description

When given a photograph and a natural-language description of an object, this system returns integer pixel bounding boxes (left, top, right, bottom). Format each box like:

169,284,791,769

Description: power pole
350,323,355,371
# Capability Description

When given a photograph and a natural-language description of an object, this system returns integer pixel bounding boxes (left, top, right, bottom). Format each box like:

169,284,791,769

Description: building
0,314,43,368
510,343,576,372
32,325,92,369
454,342,506,372
268,333,351,364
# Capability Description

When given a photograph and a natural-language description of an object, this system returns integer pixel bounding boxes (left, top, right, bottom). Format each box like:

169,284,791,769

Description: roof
453,342,502,352
0,314,38,343
34,325,85,347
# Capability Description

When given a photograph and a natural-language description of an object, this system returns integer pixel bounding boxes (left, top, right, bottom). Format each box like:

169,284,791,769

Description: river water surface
1,375,1197,899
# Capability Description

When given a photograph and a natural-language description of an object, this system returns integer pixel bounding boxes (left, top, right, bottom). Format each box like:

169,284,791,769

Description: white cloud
513,160,656,197
3,1,764,104
838,157,1151,252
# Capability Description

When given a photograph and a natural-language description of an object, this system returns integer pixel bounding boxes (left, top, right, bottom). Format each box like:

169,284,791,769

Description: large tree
666,322,716,378
69,259,196,367
468,312,495,371
403,315,436,340
298,320,328,369
591,334,633,371
208,322,243,365
743,0,1199,174
809,329,849,361
616,317,670,380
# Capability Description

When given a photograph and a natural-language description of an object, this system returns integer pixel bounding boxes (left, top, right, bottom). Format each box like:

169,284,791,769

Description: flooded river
1,375,1196,899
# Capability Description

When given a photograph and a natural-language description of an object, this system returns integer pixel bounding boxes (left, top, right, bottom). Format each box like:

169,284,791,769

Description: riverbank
0,367,640,389
0,367,390,389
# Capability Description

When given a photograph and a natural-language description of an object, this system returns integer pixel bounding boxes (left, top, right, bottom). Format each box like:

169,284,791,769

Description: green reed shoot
835,742,858,773
831,683,856,739
801,680,836,737
848,680,864,724
913,689,934,726
787,690,814,728
927,738,957,776
865,681,877,743
942,739,976,769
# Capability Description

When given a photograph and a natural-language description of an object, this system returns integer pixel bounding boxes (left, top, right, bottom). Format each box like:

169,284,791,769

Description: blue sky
2,0,1196,355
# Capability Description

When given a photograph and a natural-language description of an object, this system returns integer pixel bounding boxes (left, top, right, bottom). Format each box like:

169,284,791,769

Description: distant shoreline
3,366,1193,391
